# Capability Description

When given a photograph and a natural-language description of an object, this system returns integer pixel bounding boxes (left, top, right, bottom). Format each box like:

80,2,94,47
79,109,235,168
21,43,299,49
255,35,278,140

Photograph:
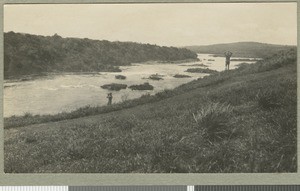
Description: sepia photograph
3,3,297,173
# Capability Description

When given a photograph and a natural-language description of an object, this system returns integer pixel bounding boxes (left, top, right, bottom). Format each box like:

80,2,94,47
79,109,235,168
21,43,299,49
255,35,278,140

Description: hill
4,32,197,79
185,42,295,58
4,48,297,173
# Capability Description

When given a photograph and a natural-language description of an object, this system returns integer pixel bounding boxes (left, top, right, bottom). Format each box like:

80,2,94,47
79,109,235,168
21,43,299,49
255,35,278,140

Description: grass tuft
255,90,281,110
193,102,233,141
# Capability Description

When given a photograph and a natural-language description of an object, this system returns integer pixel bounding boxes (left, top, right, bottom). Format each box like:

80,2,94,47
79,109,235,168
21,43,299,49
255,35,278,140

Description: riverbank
5,58,200,82
4,49,297,173
5,54,217,117
5,32,198,79
4,49,295,128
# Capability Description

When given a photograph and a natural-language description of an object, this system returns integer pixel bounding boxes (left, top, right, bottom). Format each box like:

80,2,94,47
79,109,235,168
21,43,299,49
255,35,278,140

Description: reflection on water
4,54,257,117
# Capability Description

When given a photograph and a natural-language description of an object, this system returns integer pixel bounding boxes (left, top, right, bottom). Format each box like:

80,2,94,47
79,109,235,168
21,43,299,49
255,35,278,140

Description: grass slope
185,42,295,58
4,49,297,173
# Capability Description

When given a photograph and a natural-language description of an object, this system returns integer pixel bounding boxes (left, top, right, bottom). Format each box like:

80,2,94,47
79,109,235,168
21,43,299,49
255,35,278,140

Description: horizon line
4,30,297,47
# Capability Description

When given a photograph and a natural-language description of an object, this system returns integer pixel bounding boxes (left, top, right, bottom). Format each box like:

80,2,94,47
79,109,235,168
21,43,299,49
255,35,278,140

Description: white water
4,54,257,117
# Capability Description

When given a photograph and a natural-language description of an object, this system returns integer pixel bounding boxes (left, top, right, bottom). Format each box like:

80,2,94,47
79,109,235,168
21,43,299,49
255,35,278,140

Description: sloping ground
4,49,297,173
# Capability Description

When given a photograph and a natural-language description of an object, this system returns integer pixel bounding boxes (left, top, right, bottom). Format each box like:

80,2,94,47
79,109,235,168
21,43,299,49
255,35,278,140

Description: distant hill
185,42,296,58
4,32,197,78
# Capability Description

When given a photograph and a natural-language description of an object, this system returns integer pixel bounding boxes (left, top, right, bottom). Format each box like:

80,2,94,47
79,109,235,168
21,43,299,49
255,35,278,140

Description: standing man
107,93,113,105
224,51,233,70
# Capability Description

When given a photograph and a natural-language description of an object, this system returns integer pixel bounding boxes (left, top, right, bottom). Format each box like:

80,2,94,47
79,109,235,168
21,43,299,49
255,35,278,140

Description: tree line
4,32,198,78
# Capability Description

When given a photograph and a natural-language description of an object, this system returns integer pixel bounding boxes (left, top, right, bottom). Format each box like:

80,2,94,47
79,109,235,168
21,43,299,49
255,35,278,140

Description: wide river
4,54,257,117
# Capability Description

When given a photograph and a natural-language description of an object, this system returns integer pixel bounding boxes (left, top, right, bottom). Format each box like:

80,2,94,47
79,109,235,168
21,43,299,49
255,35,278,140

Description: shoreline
4,48,296,129
4,58,200,82
131,58,200,65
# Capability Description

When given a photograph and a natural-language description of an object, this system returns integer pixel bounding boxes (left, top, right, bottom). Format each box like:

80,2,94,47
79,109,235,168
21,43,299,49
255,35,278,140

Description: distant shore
132,58,200,65
4,58,200,81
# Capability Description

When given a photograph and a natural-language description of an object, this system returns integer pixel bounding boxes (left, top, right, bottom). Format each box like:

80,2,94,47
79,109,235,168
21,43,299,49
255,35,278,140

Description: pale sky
4,3,297,46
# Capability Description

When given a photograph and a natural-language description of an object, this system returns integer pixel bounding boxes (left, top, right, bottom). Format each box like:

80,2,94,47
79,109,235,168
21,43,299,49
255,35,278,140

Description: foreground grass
4,49,297,173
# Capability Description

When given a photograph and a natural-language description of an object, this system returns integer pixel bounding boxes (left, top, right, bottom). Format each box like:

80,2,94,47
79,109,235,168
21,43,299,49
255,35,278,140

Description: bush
255,89,281,110
193,102,233,141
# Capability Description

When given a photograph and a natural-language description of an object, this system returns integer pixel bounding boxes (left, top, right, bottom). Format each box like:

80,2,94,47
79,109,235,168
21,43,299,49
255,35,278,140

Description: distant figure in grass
107,93,113,105
224,51,233,70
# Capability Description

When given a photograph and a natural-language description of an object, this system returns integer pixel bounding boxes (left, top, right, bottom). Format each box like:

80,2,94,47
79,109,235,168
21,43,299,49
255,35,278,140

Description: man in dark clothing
107,93,113,105
224,51,233,70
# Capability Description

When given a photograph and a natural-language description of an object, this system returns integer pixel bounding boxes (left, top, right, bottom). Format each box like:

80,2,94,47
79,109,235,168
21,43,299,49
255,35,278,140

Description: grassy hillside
4,48,297,173
185,42,295,58
4,32,197,79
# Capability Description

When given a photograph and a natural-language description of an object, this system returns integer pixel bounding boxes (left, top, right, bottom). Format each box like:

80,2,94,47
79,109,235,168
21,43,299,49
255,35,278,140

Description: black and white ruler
0,186,300,191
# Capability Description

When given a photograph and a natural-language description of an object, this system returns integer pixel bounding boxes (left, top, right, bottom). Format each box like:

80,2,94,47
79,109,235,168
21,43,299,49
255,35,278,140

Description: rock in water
101,83,127,91
129,82,154,90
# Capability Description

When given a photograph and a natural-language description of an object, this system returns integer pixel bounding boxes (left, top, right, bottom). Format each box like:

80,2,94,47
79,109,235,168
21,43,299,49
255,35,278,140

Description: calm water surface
4,54,257,117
